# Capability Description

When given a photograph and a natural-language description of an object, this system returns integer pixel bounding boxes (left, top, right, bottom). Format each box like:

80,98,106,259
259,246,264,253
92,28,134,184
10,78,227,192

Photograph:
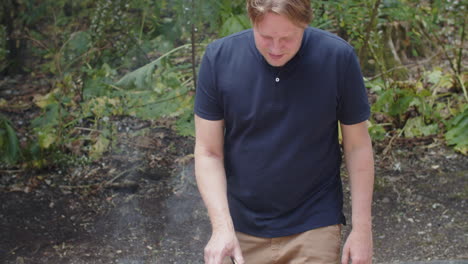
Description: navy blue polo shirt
194,27,370,237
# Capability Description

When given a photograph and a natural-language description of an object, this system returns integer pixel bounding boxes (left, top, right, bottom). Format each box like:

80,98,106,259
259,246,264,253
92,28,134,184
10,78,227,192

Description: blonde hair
246,0,312,27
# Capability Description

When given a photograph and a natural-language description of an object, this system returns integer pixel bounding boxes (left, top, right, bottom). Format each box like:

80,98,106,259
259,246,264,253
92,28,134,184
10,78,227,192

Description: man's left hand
341,228,373,264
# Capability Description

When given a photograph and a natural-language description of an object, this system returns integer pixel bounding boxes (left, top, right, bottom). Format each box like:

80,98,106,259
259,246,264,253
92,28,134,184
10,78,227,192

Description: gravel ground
1,135,467,264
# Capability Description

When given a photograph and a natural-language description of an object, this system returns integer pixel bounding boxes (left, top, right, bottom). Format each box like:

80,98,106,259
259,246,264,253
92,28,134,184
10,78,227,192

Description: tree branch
191,0,198,90
358,0,382,67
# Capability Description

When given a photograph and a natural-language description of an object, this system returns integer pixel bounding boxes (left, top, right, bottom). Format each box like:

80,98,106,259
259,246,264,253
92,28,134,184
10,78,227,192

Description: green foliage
445,107,468,155
32,104,60,149
220,14,250,37
115,44,196,132
311,0,466,85
1,0,467,170
368,121,387,141
371,85,416,123
116,44,192,90
404,117,439,138
82,64,116,99
0,25,6,72
61,31,93,72
175,107,196,137
24,88,76,167
373,88,411,117
89,127,112,160
368,65,465,148
312,0,372,49
0,115,20,165
20,40,199,167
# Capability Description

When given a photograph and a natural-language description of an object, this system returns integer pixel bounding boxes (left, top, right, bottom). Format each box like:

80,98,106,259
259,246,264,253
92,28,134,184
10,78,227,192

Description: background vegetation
0,0,466,169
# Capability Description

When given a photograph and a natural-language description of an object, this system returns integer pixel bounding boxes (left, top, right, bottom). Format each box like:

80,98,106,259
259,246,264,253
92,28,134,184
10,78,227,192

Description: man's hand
341,228,373,264
204,230,244,264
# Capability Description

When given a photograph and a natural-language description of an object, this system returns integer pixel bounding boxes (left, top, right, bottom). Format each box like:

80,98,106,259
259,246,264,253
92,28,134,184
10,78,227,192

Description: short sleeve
337,49,370,125
194,45,224,120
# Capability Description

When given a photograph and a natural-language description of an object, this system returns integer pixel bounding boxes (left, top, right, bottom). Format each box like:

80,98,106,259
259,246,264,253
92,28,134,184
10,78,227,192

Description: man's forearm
344,143,374,229
194,117,243,263
195,152,234,232
340,122,374,264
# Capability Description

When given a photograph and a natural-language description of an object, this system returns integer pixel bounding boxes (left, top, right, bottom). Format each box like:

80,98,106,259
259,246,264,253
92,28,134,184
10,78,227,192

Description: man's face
253,12,305,67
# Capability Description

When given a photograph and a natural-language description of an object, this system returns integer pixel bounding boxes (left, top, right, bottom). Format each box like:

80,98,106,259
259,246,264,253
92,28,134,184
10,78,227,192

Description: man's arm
340,121,374,264
194,115,244,264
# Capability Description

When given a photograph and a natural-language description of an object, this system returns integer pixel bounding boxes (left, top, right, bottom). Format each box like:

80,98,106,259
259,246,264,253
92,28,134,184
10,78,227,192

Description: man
194,0,374,263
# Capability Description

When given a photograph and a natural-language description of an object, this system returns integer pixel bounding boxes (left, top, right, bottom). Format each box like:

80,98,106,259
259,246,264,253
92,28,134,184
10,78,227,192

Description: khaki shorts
223,225,341,264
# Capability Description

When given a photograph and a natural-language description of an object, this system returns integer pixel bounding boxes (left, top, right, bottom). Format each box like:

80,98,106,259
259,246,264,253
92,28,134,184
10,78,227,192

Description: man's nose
270,39,282,53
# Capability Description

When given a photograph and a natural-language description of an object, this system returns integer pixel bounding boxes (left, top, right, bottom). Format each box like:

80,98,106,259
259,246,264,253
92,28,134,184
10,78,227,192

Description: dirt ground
1,125,467,264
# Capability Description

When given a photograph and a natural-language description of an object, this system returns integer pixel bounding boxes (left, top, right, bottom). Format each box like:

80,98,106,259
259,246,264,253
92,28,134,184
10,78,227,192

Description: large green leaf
389,93,415,117
115,44,192,90
445,108,468,155
0,115,20,165
116,60,159,90
37,128,57,149
371,89,393,113
82,64,117,99
0,128,5,148
128,87,192,120
6,124,20,159
372,88,417,117
67,31,92,55
427,69,443,85
90,134,110,160
31,103,60,128
404,116,439,138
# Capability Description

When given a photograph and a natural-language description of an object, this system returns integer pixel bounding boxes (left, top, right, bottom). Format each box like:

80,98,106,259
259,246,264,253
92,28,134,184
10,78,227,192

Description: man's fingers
206,254,222,264
204,247,224,264
204,231,242,264
341,244,350,264
341,253,349,264
232,245,244,264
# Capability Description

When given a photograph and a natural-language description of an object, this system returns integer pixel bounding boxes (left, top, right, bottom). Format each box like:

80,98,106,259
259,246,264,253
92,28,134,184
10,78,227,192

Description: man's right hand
204,230,244,264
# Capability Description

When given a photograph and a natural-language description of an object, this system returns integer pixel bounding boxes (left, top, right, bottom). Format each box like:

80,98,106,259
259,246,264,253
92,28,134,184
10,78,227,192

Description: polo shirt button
275,77,280,82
